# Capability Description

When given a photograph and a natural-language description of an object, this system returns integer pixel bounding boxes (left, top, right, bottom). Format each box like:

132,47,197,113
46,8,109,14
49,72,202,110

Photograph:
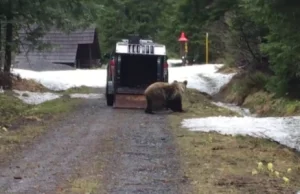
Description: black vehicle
105,35,169,109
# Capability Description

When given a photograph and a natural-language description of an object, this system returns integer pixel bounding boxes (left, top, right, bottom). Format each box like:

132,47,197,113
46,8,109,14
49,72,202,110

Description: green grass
59,86,100,95
216,68,300,116
0,91,30,125
27,95,81,115
243,91,300,116
0,92,81,127
182,88,239,118
168,88,300,194
0,91,82,162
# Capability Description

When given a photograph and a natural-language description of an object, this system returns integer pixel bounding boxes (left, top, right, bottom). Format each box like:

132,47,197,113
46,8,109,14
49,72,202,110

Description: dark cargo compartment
119,54,159,89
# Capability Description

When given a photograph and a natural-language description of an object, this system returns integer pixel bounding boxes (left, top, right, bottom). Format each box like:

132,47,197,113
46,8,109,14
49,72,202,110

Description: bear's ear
173,80,178,83
183,80,188,86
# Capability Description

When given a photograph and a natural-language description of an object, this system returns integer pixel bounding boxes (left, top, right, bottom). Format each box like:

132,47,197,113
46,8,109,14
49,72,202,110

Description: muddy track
0,90,188,194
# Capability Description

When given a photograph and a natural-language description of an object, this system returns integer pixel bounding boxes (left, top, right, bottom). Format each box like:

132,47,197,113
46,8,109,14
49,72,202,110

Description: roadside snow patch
13,90,62,105
182,116,300,151
169,64,235,95
212,102,254,117
167,59,182,67
12,68,106,91
70,93,104,99
13,90,103,105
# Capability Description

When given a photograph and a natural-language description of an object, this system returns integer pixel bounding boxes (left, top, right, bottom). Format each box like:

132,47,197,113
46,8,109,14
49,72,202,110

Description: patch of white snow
182,116,300,151
13,90,62,105
169,64,235,95
70,93,104,99
13,90,103,105
212,102,255,117
12,68,106,91
167,59,182,67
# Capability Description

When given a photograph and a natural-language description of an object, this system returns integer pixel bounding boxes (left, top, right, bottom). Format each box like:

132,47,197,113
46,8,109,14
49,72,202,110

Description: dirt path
0,92,188,193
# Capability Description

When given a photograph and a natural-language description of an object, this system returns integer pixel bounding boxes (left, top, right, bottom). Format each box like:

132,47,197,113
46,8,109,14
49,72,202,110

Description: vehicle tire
165,72,169,83
106,94,114,106
105,82,114,106
105,64,114,106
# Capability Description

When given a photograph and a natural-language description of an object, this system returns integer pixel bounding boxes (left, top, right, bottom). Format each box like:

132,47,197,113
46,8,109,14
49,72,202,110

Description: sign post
206,32,209,64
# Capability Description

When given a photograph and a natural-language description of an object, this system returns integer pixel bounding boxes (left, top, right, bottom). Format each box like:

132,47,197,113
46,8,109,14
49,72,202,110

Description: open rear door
113,94,146,109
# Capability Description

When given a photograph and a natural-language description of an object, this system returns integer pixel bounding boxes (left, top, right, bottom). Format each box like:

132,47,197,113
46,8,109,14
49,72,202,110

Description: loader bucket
113,94,147,109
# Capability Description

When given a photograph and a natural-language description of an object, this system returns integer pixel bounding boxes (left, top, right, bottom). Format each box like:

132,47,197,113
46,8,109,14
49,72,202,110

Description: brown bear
144,80,188,114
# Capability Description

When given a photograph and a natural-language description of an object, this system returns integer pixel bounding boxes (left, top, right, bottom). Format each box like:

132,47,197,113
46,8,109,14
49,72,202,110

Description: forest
0,0,300,98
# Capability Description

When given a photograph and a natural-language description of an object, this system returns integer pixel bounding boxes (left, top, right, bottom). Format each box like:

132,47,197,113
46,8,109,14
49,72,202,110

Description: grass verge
0,91,82,162
169,89,300,194
60,86,101,95
216,69,300,116
217,65,239,74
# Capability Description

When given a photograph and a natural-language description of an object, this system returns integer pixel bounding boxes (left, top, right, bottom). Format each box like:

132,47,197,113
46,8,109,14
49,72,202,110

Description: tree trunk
0,21,2,71
4,1,13,73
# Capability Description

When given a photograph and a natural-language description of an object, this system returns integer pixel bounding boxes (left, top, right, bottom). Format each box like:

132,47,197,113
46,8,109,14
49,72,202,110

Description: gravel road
0,90,189,194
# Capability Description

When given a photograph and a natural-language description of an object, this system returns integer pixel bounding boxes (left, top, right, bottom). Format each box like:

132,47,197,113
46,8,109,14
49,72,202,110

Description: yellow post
206,32,209,64
184,42,188,54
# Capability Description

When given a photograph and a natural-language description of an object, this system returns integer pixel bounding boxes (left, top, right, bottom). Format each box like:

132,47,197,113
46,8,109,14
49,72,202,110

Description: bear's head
172,80,188,93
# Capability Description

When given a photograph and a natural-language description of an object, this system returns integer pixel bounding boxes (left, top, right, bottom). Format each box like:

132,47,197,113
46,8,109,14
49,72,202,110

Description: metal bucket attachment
113,94,146,109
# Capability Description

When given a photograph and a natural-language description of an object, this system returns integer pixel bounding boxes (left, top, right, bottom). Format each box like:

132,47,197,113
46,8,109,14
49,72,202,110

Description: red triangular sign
178,32,188,41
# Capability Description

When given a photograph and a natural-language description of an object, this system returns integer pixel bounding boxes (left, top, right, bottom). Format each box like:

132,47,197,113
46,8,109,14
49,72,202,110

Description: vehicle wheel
105,64,114,106
165,73,169,83
106,94,114,106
